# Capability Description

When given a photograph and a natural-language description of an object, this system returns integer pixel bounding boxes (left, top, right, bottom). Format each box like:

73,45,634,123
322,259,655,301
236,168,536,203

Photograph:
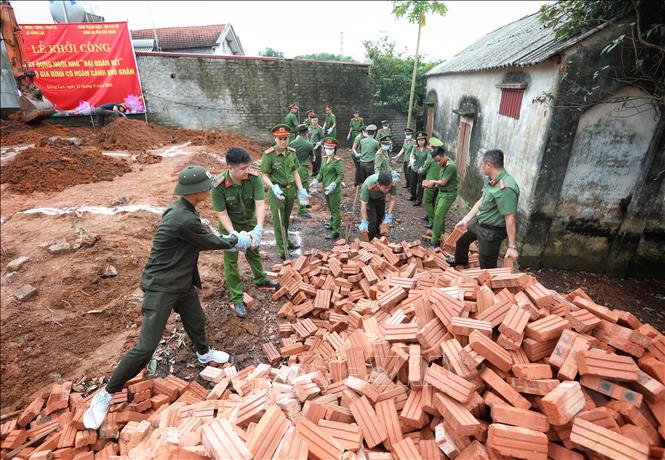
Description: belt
275,183,293,189
478,221,506,231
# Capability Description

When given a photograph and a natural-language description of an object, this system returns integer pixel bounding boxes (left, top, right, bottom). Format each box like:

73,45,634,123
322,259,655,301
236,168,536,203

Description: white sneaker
197,348,230,364
83,389,113,430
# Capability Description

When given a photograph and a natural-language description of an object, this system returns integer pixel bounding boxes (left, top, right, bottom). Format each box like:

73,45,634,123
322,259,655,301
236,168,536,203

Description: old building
131,24,244,56
426,12,663,277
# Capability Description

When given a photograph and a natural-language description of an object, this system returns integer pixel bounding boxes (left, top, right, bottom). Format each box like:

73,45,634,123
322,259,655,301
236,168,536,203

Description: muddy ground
1,119,664,413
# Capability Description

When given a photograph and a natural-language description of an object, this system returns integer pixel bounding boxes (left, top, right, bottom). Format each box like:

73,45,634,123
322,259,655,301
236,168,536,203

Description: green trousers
297,163,310,213
223,220,266,304
431,191,457,245
325,191,342,235
106,288,207,393
403,162,411,188
269,186,296,258
367,197,385,241
360,161,374,184
423,187,439,223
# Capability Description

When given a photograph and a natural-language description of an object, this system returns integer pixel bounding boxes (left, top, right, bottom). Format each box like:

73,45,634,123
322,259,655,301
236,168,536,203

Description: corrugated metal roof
427,13,603,76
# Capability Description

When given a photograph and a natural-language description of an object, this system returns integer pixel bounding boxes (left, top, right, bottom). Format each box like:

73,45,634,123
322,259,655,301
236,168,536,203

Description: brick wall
136,52,373,142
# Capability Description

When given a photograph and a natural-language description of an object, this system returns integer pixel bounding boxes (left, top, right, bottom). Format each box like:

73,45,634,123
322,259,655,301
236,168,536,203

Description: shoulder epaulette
212,174,225,188
264,147,275,154
248,166,260,176
287,146,296,152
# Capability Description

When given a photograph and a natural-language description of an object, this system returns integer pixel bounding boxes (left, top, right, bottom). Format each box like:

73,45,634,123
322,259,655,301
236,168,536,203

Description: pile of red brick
2,237,664,459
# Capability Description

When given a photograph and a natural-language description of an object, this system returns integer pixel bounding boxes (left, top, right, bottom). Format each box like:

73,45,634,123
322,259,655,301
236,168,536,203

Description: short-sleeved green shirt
374,151,390,174
360,173,397,201
376,128,392,140
325,113,337,138
353,133,364,149
421,154,442,180
289,136,314,166
359,137,380,163
284,111,299,133
309,126,325,147
413,147,430,170
349,117,363,132
260,146,299,186
211,171,264,226
403,140,415,164
316,157,344,191
438,160,458,193
476,170,520,227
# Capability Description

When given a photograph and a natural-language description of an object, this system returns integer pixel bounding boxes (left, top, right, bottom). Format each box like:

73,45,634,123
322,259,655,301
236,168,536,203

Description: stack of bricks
2,236,664,459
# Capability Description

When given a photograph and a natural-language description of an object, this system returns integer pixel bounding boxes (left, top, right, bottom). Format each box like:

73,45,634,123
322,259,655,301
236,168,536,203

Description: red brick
274,430,308,460
424,363,475,404
480,367,531,410
246,405,290,460
548,442,585,460
525,314,570,342
577,350,639,382
375,398,403,450
511,363,553,380
579,375,643,407
201,418,252,460
570,417,649,460
566,308,601,333
262,342,282,365
487,423,548,460
451,317,493,337
469,330,512,373
572,296,619,323
508,377,560,395
540,381,585,425
17,396,45,427
433,393,481,437
393,437,424,460
349,395,387,448
490,404,550,432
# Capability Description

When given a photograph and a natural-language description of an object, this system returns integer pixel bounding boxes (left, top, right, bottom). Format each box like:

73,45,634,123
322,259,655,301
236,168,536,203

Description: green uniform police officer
351,125,367,187
323,105,337,139
392,128,415,189
356,124,380,183
211,148,279,318
374,133,392,174
376,120,392,140
358,172,397,241
83,165,249,430
308,115,325,177
284,103,299,141
428,146,458,246
289,124,315,218
260,124,310,260
447,149,520,268
420,137,444,227
347,111,364,142
310,137,344,239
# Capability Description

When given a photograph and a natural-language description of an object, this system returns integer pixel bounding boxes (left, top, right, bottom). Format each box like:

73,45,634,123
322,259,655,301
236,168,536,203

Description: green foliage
259,47,285,58
391,0,447,24
294,52,354,62
363,35,438,113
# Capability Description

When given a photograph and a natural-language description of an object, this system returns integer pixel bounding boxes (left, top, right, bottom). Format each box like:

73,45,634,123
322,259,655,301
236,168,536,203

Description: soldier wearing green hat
260,124,310,260
310,137,344,239
356,124,380,183
392,128,416,190
82,165,249,431
347,110,364,142
428,145,458,246
420,136,445,228
289,124,315,218
308,114,325,177
211,149,279,318
374,133,392,174
284,103,299,142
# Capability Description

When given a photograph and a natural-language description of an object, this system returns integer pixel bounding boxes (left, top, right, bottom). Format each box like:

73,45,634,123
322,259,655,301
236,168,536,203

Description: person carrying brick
419,137,445,229
260,124,310,260
310,137,344,239
428,145,459,247
409,132,431,206
308,114,325,177
283,103,299,142
289,124,315,219
391,128,416,190
347,110,364,142
358,171,397,241
83,165,250,430
211,148,279,318
446,149,520,268
356,124,380,184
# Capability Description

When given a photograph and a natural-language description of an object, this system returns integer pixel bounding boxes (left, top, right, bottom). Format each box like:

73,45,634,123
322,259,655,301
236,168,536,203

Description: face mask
405,135,412,140
381,144,391,151
324,148,335,156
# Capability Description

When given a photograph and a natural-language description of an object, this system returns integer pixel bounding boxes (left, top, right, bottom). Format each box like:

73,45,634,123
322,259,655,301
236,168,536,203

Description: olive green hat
429,136,444,147
174,165,213,195
366,124,377,131
378,133,392,143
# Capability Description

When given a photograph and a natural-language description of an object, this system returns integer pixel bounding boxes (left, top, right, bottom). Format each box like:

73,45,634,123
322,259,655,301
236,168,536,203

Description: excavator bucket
19,93,56,123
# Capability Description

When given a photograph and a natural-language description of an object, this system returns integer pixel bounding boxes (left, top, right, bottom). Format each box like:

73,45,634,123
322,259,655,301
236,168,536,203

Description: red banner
20,22,144,115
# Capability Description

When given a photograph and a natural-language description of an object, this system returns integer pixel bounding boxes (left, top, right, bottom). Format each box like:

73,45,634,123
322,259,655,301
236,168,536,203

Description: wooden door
456,120,471,177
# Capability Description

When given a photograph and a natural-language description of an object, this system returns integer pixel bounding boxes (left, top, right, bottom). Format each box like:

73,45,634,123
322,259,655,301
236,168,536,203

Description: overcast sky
12,1,550,63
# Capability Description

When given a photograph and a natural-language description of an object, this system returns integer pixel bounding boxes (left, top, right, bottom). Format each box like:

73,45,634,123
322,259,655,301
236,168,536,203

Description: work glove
309,178,319,189
358,220,369,232
249,225,263,248
383,213,393,225
390,170,400,183
232,231,251,252
408,157,415,168
327,128,333,135
324,182,337,195
297,188,309,206
271,184,285,200
314,142,323,150
346,133,351,141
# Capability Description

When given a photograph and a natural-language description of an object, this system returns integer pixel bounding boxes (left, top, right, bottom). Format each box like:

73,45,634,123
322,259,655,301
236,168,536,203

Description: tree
294,52,354,62
391,0,447,129
363,35,437,118
259,47,285,58
539,0,664,114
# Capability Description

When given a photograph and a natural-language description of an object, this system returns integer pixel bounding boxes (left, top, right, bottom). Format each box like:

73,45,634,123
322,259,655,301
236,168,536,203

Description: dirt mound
1,119,84,146
0,144,131,193
90,118,190,151
189,129,266,155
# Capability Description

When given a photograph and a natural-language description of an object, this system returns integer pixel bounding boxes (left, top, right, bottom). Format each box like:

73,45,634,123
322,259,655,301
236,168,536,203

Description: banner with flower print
20,22,144,115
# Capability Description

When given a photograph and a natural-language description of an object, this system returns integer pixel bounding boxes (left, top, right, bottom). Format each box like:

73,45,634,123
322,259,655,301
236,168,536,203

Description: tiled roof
427,13,605,76
131,24,225,51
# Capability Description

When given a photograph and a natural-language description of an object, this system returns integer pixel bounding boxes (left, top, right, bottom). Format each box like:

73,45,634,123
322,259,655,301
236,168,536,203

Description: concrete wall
425,61,560,220
135,52,372,142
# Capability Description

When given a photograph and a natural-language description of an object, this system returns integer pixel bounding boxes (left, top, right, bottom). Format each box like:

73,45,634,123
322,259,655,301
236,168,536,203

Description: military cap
174,165,213,195
360,125,367,131
381,120,389,125
378,133,392,143
429,136,444,147
323,137,337,147
404,128,414,134
306,110,314,116
288,102,298,109
416,131,427,140
353,109,360,114
297,124,309,133
271,124,291,137
366,124,377,131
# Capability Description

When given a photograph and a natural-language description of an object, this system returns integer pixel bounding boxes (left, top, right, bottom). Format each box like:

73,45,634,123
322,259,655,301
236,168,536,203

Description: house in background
425,13,663,277
131,24,244,55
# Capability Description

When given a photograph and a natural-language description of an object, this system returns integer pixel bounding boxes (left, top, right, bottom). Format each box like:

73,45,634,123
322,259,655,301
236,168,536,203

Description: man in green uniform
429,146,458,247
392,128,415,189
358,172,397,241
211,148,279,318
309,115,325,177
447,149,520,268
289,124,315,218
311,138,344,239
323,105,337,139
347,110,364,142
304,110,314,127
374,134,392,174
83,165,249,430
351,125,367,186
376,120,391,140
420,137,444,228
284,103,299,141
261,124,310,260
356,124,379,183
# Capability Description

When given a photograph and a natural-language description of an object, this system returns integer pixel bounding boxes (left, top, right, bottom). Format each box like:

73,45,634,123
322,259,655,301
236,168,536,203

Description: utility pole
340,32,344,56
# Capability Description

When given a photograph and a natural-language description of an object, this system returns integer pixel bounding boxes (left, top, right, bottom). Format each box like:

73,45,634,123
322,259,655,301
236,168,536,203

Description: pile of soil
0,143,131,193
1,119,84,146
90,118,191,151
189,129,267,155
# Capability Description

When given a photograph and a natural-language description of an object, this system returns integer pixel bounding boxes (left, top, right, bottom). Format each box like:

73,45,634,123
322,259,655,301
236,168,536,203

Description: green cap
271,124,291,137
429,137,444,147
366,124,377,131
378,133,392,143
174,165,213,195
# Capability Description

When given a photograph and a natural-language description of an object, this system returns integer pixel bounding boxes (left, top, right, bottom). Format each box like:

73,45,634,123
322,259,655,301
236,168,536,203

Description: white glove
271,184,285,200
309,178,319,189
326,128,333,135
249,225,263,248
297,188,309,206
232,231,251,251
408,157,415,168
324,182,337,195
346,133,351,140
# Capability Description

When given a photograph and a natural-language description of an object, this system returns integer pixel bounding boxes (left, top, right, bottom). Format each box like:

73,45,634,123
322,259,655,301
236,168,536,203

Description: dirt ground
1,119,664,413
